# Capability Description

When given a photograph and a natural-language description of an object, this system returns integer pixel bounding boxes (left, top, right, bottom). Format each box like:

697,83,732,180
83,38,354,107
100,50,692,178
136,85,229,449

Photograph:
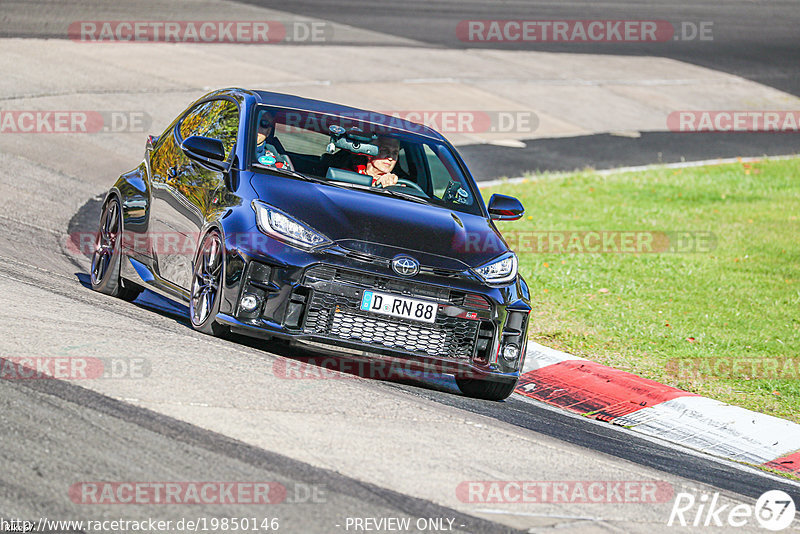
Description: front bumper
218,237,531,382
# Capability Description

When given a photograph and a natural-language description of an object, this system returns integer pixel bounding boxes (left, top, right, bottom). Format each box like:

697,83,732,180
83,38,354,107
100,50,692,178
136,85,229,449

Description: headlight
474,253,518,284
252,201,331,250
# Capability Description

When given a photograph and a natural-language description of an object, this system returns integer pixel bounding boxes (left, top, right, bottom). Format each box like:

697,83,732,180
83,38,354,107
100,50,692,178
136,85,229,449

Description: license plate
360,290,437,324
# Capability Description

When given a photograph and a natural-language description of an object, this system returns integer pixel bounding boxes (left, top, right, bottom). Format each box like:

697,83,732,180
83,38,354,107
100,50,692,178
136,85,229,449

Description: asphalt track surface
3,0,798,177
0,149,795,532
3,248,800,531
460,131,800,180
241,0,800,96
242,0,800,177
2,1,800,532
1,372,517,534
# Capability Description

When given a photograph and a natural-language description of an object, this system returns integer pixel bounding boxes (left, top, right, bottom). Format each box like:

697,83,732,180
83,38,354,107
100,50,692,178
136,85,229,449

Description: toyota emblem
392,255,420,277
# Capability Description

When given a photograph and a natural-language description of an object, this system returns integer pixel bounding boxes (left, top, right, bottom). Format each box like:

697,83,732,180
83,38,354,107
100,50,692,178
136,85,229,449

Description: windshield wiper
255,164,428,203
341,183,428,204
253,163,324,183
371,187,428,204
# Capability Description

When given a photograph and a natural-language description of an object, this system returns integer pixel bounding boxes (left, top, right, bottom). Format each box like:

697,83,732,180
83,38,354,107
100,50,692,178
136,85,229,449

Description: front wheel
189,230,229,337
90,196,142,302
456,377,518,401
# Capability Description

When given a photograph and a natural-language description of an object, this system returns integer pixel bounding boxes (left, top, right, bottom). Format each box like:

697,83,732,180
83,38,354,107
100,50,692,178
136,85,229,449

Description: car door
149,98,239,290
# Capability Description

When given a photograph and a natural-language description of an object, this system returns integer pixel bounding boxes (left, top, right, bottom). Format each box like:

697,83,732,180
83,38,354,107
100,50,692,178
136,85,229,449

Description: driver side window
179,99,239,159
395,145,411,176
425,145,453,197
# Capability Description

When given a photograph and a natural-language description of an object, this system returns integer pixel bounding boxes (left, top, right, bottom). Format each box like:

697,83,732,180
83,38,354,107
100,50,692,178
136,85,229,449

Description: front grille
344,250,391,268
419,266,462,278
302,266,484,360
331,312,447,356
306,265,453,302
462,293,492,310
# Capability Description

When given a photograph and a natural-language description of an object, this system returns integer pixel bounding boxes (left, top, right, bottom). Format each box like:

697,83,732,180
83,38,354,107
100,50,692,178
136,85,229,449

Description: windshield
250,105,483,216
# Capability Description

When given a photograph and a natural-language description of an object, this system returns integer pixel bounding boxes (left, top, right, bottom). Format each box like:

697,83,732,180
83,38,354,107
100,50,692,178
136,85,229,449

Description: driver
255,112,291,169
353,136,401,188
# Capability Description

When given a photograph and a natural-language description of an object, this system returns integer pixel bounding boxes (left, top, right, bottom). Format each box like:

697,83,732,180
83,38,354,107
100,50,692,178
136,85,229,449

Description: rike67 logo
668,490,796,530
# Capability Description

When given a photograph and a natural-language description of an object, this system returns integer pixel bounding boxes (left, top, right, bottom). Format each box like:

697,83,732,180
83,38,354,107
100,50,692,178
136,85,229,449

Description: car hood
248,172,509,269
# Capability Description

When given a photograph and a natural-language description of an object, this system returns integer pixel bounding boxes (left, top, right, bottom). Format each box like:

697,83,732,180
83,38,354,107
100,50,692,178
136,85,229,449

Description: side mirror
181,135,228,171
487,194,524,221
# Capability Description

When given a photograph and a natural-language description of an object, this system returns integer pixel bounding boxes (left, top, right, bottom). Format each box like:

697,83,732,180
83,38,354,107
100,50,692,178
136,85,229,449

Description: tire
456,377,518,401
189,230,229,337
90,196,142,302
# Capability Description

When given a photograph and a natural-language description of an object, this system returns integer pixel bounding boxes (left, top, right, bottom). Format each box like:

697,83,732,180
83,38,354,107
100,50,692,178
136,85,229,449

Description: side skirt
121,255,191,303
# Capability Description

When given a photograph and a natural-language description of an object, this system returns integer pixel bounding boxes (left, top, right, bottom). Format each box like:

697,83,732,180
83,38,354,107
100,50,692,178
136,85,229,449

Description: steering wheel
385,178,426,196
281,153,295,171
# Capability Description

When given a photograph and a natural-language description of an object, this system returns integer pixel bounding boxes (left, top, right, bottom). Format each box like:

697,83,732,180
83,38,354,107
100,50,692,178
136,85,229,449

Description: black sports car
91,88,530,400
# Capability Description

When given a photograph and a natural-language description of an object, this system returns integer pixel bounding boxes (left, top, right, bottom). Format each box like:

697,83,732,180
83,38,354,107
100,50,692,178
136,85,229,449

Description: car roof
245,89,446,141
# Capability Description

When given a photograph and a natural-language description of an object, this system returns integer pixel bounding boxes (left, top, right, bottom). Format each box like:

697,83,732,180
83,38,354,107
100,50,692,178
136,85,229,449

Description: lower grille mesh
303,290,479,360
331,312,447,356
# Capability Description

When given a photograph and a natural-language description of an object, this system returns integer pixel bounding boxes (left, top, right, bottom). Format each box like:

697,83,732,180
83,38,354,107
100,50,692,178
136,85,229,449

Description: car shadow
235,334,463,396
76,272,190,328
75,272,463,396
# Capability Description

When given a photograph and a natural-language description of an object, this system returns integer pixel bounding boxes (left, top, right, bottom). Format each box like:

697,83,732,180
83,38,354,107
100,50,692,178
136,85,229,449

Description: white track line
478,154,799,189
521,341,585,374
513,394,800,490
613,396,800,464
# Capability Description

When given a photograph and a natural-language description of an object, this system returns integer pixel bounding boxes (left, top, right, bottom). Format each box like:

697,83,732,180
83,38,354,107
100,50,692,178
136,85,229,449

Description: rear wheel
189,230,229,337
456,377,518,401
90,196,142,302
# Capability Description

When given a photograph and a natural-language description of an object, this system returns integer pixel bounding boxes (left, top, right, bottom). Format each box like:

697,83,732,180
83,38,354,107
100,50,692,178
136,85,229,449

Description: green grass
484,157,800,423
